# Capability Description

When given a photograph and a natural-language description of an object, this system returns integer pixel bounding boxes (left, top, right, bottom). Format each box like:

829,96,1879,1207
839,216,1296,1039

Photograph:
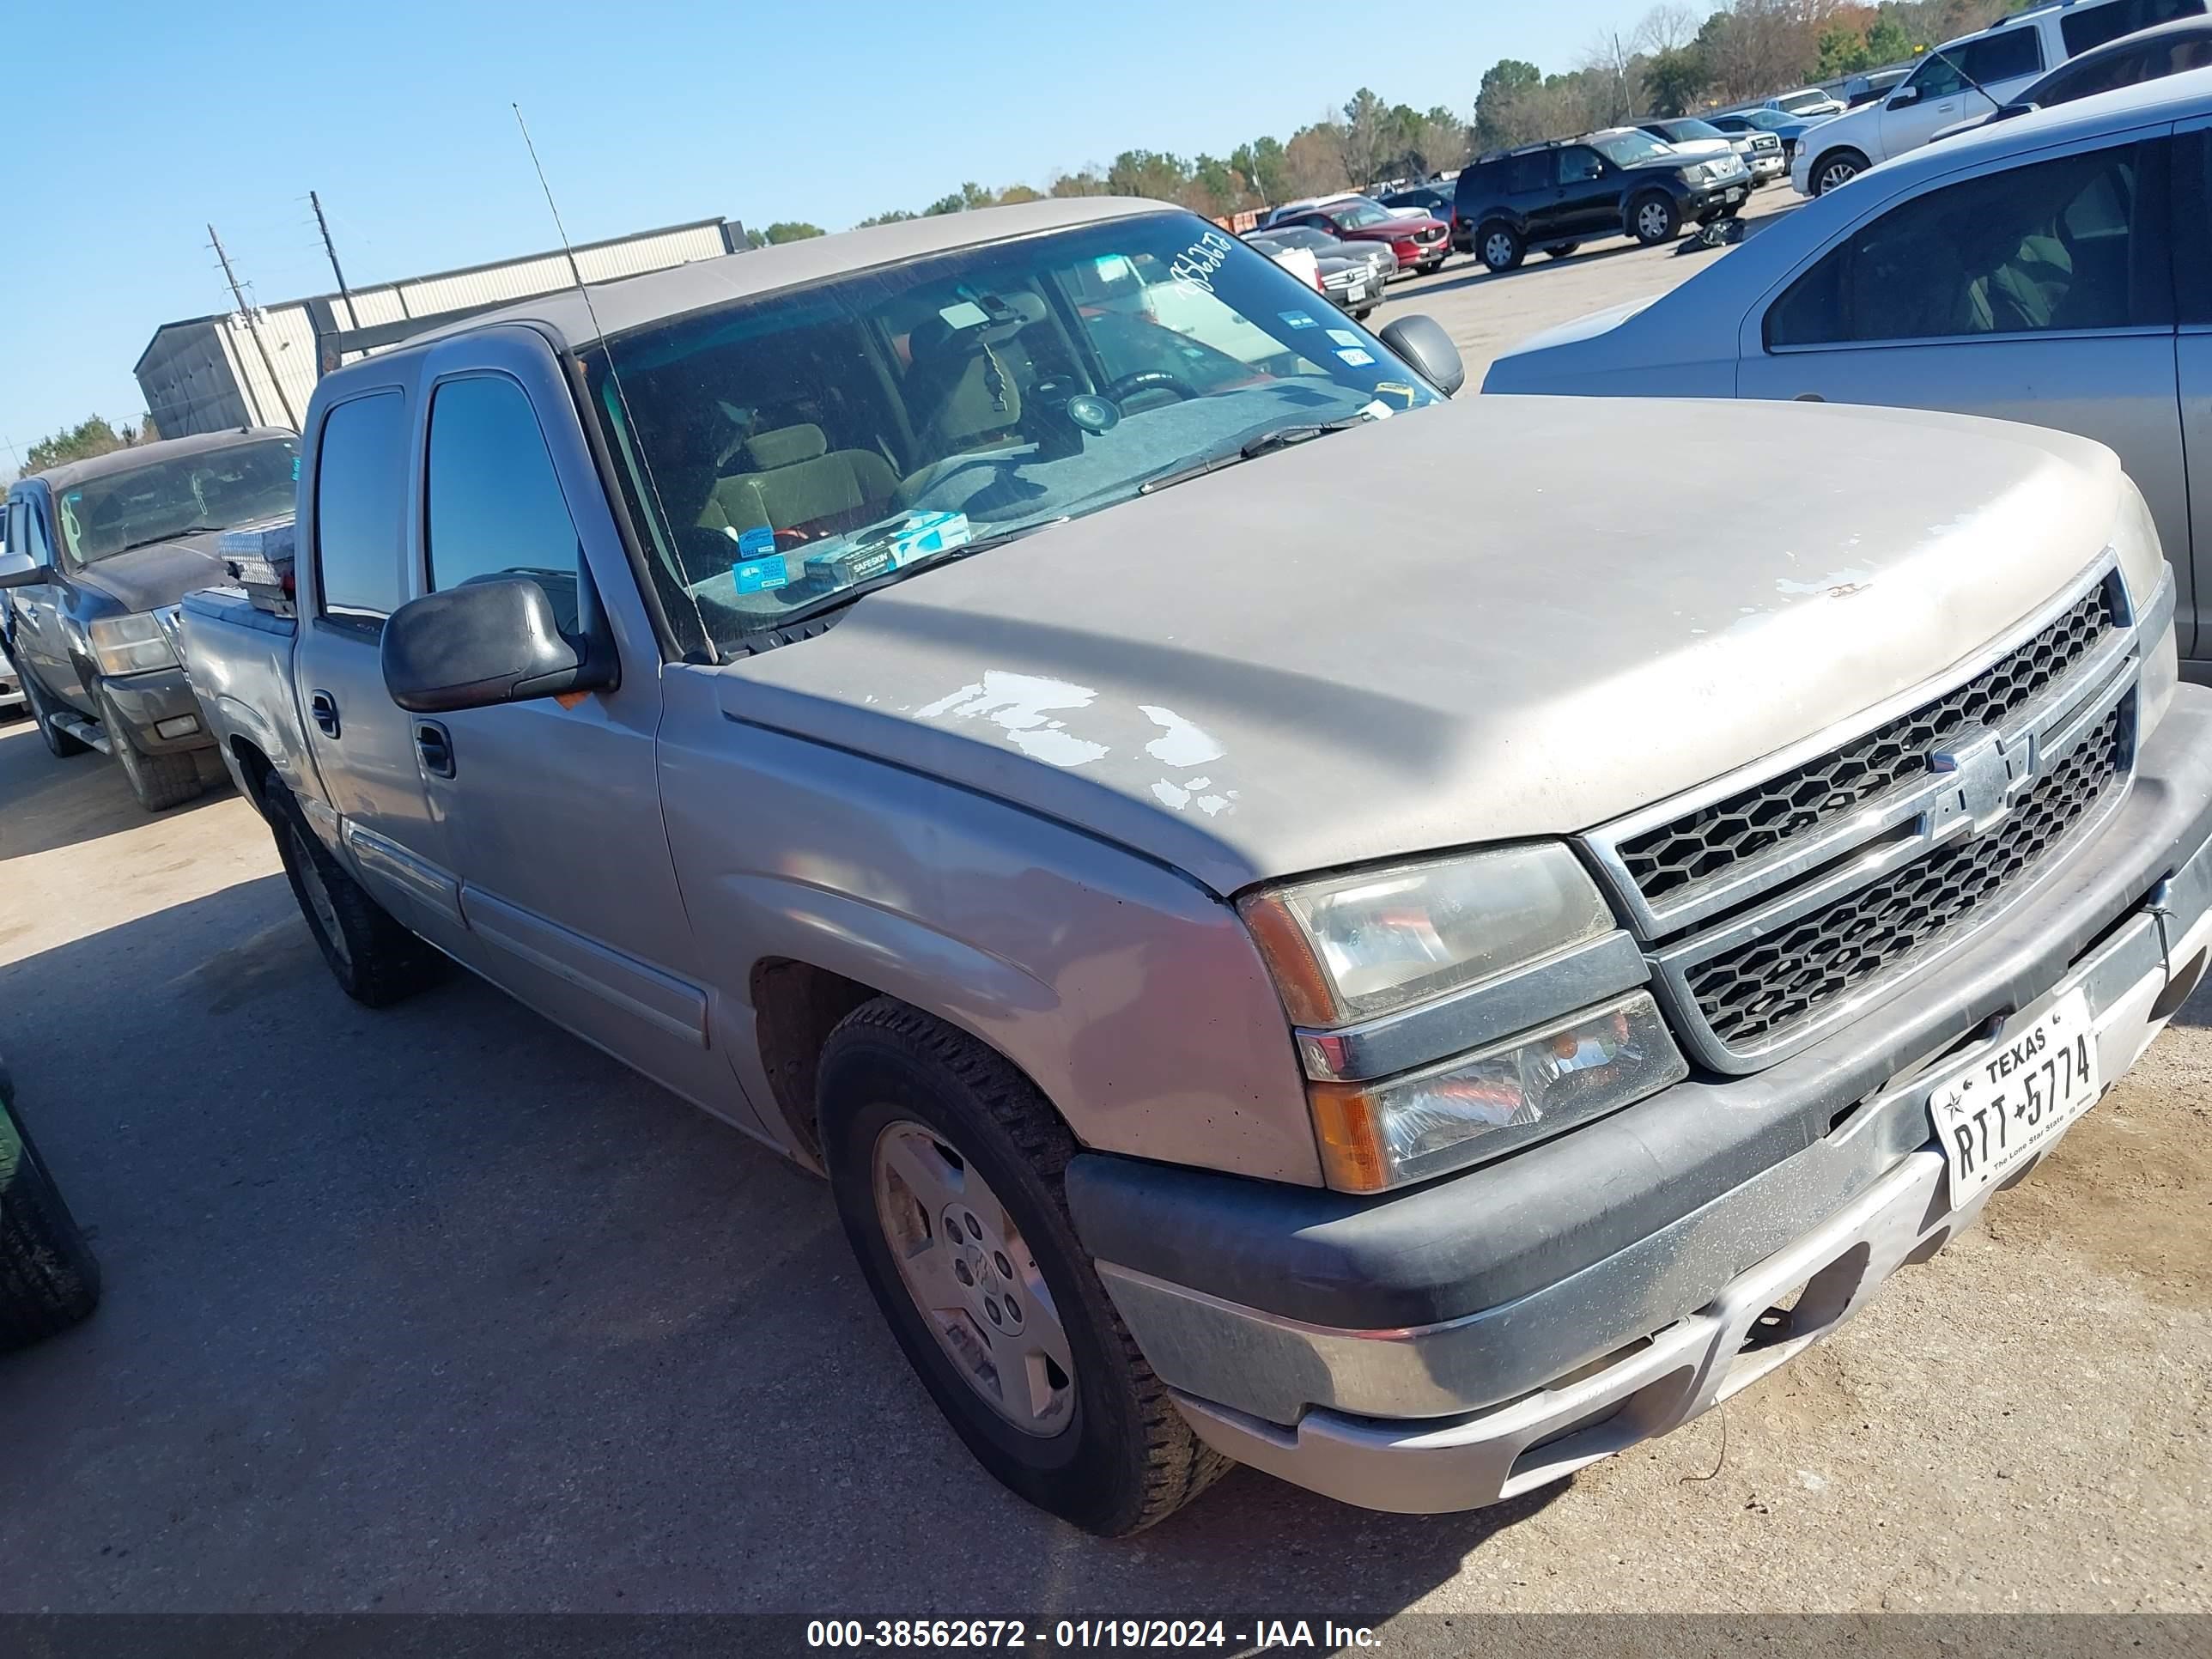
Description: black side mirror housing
382,575,617,714
1378,314,1467,398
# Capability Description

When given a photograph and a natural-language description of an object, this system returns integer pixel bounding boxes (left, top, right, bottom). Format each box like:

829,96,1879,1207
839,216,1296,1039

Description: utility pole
310,191,360,331
208,222,301,430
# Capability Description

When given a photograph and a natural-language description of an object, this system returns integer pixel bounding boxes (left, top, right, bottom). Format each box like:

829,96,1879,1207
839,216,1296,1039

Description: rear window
2063,0,2205,56
313,390,409,623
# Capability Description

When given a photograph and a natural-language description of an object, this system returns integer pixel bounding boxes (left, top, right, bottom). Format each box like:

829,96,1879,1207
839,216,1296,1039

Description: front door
1553,146,1618,239
294,381,465,950
1745,132,2191,656
7,491,88,712
404,332,750,1128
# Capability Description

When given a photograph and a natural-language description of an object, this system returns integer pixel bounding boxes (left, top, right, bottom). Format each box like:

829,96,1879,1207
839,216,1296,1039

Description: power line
208,222,302,430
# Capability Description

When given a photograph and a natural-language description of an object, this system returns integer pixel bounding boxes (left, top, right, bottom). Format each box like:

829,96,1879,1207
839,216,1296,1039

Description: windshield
1668,119,1727,140
584,213,1436,655
1741,109,1794,131
1331,200,1395,228
54,438,300,563
1261,226,1334,252
1776,90,1832,112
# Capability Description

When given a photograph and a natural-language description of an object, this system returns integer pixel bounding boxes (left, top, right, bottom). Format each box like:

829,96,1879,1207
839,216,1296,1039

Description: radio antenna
512,104,704,651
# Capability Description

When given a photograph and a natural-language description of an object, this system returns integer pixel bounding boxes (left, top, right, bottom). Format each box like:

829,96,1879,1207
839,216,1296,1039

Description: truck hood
718,395,2122,896
71,529,232,614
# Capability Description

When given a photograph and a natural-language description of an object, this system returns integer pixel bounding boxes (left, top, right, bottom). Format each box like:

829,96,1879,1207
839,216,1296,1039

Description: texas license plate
1928,989,2100,1206
1345,282,1368,302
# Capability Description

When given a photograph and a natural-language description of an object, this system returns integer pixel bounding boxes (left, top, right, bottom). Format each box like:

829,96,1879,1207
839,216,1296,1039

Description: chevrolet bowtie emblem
1928,731,2025,837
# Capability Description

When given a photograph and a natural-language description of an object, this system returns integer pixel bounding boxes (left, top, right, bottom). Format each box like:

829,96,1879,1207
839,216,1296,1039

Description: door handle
414,720,455,779
309,690,340,738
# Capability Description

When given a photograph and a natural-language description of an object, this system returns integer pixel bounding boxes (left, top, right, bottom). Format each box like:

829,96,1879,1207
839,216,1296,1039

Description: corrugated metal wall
137,219,738,436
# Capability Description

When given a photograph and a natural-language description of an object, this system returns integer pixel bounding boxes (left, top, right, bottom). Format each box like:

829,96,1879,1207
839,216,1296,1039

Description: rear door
1742,130,2192,654
407,330,744,1124
293,379,466,950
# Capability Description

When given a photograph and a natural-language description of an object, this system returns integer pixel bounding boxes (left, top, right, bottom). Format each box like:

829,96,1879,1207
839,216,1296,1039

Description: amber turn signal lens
1237,891,1340,1028
1307,1083,1392,1194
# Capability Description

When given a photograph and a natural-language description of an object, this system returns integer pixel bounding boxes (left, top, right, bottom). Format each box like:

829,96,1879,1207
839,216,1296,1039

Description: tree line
742,0,2038,247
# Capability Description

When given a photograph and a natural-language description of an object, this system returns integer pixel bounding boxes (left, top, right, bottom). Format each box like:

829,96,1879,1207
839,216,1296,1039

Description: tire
1810,149,1867,196
1544,243,1582,260
0,1091,101,1353
22,672,88,759
1352,306,1376,320
264,778,446,1007
1477,222,1523,272
95,684,205,812
1630,191,1680,246
819,998,1231,1538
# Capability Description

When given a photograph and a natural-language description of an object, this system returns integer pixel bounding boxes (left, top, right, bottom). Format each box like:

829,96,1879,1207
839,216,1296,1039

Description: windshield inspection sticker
1327,328,1362,348
732,525,778,560
1335,347,1376,367
733,555,789,593
1279,311,1318,329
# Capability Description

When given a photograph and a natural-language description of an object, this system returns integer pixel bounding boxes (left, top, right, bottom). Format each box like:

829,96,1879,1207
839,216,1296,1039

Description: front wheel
819,998,1231,1537
22,673,88,759
96,685,206,812
265,778,446,1007
1810,149,1867,196
1478,222,1524,272
0,1091,101,1352
1630,192,1680,246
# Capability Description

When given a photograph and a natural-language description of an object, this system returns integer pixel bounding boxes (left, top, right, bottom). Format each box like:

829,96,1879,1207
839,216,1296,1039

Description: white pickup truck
179,198,2212,1534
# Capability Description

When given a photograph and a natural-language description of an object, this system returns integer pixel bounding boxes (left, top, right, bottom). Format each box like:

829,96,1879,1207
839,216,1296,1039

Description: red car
1265,196,1452,275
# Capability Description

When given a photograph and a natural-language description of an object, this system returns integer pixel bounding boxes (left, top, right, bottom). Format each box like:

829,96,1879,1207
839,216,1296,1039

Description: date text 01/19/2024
805,1620,1380,1649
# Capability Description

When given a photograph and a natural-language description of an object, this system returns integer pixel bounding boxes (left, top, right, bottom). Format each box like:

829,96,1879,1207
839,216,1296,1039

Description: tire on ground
96,684,205,812
23,674,88,759
1545,243,1582,259
1630,191,1680,246
1811,149,1868,196
818,996,1231,1537
264,777,446,1007
0,1093,101,1353
1478,222,1524,272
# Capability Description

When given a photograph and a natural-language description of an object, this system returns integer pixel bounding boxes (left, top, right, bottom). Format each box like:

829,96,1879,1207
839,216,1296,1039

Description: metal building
135,216,748,437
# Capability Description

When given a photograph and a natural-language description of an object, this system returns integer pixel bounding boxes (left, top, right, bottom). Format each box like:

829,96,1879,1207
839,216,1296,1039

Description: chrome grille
1617,584,2115,905
1684,704,2125,1049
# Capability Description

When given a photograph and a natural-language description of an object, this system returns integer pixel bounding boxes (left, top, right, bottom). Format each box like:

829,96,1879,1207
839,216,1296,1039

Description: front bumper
1684,178,1750,216
1070,686,2212,1512
98,664,210,755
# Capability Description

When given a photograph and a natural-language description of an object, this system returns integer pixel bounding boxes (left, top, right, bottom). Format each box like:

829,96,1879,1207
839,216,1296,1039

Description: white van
1793,0,2205,194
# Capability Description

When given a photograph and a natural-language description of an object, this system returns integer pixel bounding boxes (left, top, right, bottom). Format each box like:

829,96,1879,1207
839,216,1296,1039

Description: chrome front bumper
1152,826,2212,1513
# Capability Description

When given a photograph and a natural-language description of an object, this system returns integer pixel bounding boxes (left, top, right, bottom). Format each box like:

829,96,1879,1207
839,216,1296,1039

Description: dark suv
1454,128,1751,271
0,429,300,811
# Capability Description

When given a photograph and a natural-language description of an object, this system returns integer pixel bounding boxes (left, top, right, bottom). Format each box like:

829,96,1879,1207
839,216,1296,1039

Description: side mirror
381,575,616,714
1887,84,1921,106
0,549,51,587
1378,314,1466,398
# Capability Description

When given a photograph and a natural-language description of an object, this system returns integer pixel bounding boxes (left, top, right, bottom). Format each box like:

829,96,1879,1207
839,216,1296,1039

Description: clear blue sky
3,0,1699,458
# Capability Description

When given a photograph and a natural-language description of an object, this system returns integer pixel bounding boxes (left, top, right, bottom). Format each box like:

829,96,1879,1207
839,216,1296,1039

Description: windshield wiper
111,524,228,555
1136,415,1376,496
743,519,1070,641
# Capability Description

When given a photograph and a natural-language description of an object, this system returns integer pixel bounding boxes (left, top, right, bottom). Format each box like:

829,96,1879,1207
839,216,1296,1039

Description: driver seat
905,319,1025,458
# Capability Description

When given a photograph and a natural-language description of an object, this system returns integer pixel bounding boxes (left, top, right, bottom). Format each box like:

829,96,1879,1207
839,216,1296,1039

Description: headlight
88,612,179,678
1310,993,1686,1191
1240,843,1614,1026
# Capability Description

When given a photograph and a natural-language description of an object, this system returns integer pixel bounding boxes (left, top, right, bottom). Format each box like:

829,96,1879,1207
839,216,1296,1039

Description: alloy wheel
1483,233,1515,269
287,822,350,969
1638,200,1671,240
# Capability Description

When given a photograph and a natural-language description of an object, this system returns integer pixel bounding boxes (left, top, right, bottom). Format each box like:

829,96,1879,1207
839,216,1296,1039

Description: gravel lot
3,191,2207,1625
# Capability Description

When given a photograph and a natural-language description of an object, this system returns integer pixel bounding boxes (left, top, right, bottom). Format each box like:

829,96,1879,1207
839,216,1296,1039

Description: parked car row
1794,0,2206,193
1489,65,2212,682
1455,126,1753,271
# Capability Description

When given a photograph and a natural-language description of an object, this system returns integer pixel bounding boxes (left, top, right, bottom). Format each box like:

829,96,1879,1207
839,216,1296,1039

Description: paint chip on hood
915,671,1109,767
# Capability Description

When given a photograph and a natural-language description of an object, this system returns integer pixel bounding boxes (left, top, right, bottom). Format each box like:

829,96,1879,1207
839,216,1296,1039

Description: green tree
1048,168,1111,197
854,208,919,228
1815,24,1874,78
1106,149,1191,200
21,416,146,477
1644,46,1711,116
1230,137,1289,206
1474,58,1543,150
1864,17,1916,62
745,222,825,246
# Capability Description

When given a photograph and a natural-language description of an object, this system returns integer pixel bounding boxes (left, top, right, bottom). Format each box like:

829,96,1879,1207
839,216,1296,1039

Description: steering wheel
1103,370,1201,406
